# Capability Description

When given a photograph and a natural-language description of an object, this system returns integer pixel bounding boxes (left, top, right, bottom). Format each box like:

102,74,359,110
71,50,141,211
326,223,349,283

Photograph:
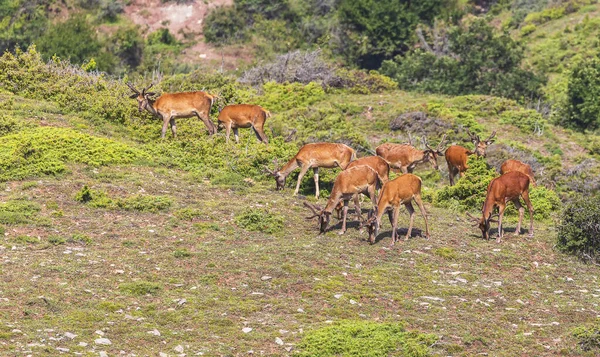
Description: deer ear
486,139,495,145
145,92,157,97
129,93,139,99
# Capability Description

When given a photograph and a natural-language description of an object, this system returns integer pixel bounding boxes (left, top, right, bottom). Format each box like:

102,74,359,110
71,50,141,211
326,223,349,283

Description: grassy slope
0,89,599,357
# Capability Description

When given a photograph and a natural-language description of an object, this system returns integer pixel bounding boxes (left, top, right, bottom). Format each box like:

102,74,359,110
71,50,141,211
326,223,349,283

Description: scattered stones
275,337,284,346
174,345,184,353
99,352,108,357
261,276,272,281
56,347,69,352
242,327,253,333
64,332,77,339
297,308,304,313
94,338,111,345
78,342,88,347
334,294,343,299
148,329,161,336
421,296,445,302
159,353,168,357
349,299,357,305
95,330,105,336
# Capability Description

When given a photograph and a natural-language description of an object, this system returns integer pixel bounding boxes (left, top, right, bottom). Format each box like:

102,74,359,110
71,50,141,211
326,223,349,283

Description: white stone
242,328,253,333
174,345,184,353
56,347,69,352
334,294,343,299
95,338,112,345
64,332,77,339
99,352,108,357
148,329,161,336
275,337,284,346
261,276,272,281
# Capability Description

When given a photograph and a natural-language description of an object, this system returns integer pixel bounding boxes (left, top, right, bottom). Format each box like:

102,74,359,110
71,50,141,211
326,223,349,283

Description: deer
445,129,496,186
333,155,390,221
466,171,534,242
304,165,383,235
217,104,270,144
264,143,356,199
127,83,217,139
376,135,447,174
364,174,430,245
500,159,536,187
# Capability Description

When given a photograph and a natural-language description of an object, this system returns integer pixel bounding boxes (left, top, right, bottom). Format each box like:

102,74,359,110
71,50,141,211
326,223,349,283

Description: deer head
466,129,495,157
304,202,331,234
263,159,285,190
466,211,498,240
422,134,447,170
365,207,379,244
127,83,157,113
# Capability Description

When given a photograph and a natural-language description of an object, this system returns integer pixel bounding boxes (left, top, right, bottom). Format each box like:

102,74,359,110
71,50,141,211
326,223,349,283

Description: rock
275,337,284,346
159,353,168,357
64,332,77,340
99,352,108,357
177,298,187,306
95,330,105,336
148,329,161,336
94,338,112,345
78,342,88,347
349,299,357,305
261,276,272,281
56,347,69,352
174,345,184,353
334,294,342,299
242,327,252,333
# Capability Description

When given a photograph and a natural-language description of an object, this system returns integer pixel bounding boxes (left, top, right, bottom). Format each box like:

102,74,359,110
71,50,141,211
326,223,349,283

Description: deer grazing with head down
445,129,496,185
467,171,534,242
265,143,356,199
304,165,383,235
217,104,270,144
127,83,217,138
334,155,390,221
500,159,536,187
376,135,447,174
364,173,430,245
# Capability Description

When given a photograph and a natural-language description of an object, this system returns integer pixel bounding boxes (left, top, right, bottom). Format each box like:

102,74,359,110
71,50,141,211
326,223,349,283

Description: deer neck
144,100,158,116
278,157,299,178
481,194,495,224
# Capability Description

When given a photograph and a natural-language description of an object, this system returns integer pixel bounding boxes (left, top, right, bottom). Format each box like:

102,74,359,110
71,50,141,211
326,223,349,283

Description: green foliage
520,24,537,36
173,249,192,258
38,16,102,66
97,0,124,22
0,127,145,182
573,321,600,352
295,320,437,357
381,19,546,101
0,225,4,236
256,82,325,112
434,156,497,211
204,6,248,45
0,114,34,136
557,194,600,262
48,235,66,245
75,186,172,212
12,235,39,244
433,247,458,260
119,281,161,296
0,0,48,54
528,186,561,219
235,208,284,234
498,109,546,134
0,200,41,225
563,56,600,131
335,69,398,94
174,208,204,221
69,233,93,245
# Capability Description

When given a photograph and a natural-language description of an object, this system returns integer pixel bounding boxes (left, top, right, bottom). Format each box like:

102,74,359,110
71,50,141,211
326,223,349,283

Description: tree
37,16,102,65
563,56,600,131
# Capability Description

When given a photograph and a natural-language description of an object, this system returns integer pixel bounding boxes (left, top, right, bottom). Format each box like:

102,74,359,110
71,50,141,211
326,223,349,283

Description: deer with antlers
304,165,383,235
445,129,496,186
217,104,270,144
265,143,356,199
467,171,534,242
376,135,447,173
334,155,390,221
500,159,536,187
127,83,217,139
364,174,430,245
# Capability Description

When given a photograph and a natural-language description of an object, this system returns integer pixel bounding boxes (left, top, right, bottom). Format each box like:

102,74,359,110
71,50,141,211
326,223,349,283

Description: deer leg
339,200,349,235
353,194,363,223
233,127,239,144
522,191,535,237
252,125,269,144
414,194,430,239
512,199,523,235
391,205,401,245
400,166,409,174
197,111,216,135
312,167,320,199
404,202,416,241
448,165,455,186
225,123,232,144
497,204,506,243
161,116,170,139
294,165,311,197
169,118,177,138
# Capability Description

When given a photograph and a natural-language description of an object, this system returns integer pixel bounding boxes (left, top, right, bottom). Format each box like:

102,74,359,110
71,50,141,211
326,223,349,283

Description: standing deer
364,174,430,245
265,143,356,199
376,135,447,173
500,159,536,187
467,171,534,242
127,83,217,138
217,104,270,144
334,155,390,221
304,165,383,235
445,129,496,185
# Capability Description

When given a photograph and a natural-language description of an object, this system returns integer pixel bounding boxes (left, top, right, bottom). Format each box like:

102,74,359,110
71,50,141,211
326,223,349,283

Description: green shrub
0,200,41,225
295,320,437,357
335,69,398,94
173,249,192,258
0,225,5,236
528,186,561,219
117,195,172,212
573,321,600,352
74,186,114,208
174,208,204,221
119,281,161,296
520,24,537,36
256,82,325,113
499,109,546,134
235,208,284,234
12,235,39,244
69,233,93,245
557,194,600,262
563,56,600,130
48,235,66,245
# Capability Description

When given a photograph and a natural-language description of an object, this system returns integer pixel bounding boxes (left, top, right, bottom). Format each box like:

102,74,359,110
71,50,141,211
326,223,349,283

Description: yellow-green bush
75,185,172,212
499,109,546,134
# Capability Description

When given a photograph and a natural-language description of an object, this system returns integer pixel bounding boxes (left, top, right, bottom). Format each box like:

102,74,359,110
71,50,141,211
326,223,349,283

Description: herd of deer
127,85,535,245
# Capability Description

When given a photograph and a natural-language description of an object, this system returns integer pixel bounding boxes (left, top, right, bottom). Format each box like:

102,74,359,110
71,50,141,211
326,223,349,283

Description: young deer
445,129,496,185
365,174,430,245
376,135,447,173
304,165,382,235
334,155,390,221
265,143,355,199
217,104,270,144
500,159,536,187
467,171,534,242
127,83,217,138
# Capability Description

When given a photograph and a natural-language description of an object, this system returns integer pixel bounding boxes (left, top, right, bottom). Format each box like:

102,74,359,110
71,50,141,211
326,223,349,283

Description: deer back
500,159,535,183
153,91,213,114
445,145,471,168
217,104,268,126
379,173,422,207
376,143,424,168
295,143,355,168
346,156,390,183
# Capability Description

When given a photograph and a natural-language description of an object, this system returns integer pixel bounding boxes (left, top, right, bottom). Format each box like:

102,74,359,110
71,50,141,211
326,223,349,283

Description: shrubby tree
37,16,102,65
557,194,600,263
563,56,600,131
0,0,49,53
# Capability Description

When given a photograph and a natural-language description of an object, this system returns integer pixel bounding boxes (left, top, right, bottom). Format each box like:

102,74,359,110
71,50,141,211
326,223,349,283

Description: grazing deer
127,83,217,138
365,174,430,245
304,165,382,235
376,135,447,174
334,155,390,221
217,104,270,144
265,143,356,199
500,159,536,187
467,171,534,242
445,129,496,186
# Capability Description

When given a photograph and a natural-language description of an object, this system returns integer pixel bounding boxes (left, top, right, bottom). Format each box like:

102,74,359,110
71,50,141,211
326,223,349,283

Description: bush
119,281,161,296
234,208,284,234
0,200,41,225
557,194,600,263
498,109,546,134
295,320,437,357
563,56,600,131
573,322,600,352
255,82,325,112
75,186,172,212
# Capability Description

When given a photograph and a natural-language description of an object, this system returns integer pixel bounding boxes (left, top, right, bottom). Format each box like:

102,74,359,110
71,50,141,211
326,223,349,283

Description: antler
126,82,140,94
142,83,154,95
484,131,496,144
436,133,448,152
262,159,280,176
284,129,297,142
422,136,433,151
303,202,323,220
466,212,481,226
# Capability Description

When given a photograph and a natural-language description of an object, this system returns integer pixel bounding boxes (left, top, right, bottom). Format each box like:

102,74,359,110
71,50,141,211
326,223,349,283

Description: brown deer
334,155,390,221
467,171,534,242
445,129,496,185
376,135,447,174
265,143,356,199
500,159,536,187
127,83,217,138
364,174,430,245
304,165,383,235
217,104,270,144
